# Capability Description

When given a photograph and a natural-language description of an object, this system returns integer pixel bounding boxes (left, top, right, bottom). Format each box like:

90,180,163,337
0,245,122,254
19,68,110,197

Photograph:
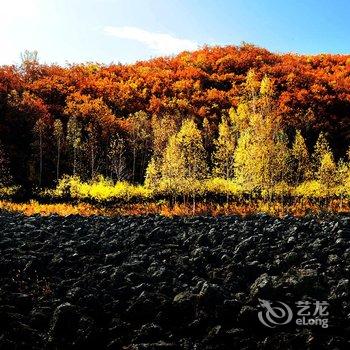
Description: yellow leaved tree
144,156,161,191
233,74,289,199
160,119,207,209
212,115,237,180
335,159,350,208
318,151,337,194
291,130,311,184
312,132,332,175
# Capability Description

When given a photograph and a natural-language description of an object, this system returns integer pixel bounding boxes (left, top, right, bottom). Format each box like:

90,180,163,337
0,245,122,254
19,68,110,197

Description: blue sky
0,0,349,65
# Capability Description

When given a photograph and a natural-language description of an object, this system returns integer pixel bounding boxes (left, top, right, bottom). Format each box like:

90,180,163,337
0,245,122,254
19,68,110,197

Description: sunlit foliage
0,46,349,215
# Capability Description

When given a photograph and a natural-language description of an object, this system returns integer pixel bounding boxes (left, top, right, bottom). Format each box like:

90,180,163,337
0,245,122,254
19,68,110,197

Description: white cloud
103,26,198,55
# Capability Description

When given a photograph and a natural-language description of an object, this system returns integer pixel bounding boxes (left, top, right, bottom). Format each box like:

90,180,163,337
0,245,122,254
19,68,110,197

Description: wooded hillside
0,44,349,188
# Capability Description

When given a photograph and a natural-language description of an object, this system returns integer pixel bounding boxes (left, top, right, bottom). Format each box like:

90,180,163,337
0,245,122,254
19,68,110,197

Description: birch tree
107,134,127,181
0,140,12,185
33,118,47,187
212,115,236,179
53,119,64,182
291,130,310,184
67,116,82,176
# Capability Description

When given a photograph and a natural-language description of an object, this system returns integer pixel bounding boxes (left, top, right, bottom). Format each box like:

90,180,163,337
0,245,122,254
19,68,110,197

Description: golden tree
233,75,288,198
160,119,207,207
270,132,290,185
176,119,207,180
291,130,310,184
318,151,337,194
233,130,256,192
151,114,178,159
144,157,160,190
336,159,350,208
212,115,236,179
312,132,331,175
160,134,186,198
202,117,214,153
229,104,250,132
161,135,185,179
245,69,260,112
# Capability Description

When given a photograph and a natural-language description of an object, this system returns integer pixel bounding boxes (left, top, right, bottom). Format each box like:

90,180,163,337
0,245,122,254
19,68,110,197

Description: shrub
0,186,20,199
47,175,152,203
204,178,242,197
293,180,329,199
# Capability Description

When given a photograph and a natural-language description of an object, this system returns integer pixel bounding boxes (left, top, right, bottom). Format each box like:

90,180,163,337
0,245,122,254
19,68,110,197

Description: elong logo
258,299,329,329
258,299,293,328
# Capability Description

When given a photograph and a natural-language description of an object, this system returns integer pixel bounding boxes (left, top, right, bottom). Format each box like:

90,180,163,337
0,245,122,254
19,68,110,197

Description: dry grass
0,200,106,216
0,198,349,217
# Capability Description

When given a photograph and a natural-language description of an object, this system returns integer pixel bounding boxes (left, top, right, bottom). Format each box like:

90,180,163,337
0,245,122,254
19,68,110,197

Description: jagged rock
0,213,349,348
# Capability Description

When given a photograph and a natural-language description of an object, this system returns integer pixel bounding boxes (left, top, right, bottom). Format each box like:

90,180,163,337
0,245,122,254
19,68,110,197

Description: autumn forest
0,45,350,215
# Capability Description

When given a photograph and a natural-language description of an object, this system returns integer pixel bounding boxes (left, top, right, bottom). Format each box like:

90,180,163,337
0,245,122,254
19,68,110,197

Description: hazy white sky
0,0,349,65
0,0,202,65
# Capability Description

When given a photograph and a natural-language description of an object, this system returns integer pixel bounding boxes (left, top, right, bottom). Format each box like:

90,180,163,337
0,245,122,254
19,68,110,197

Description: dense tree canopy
0,44,349,188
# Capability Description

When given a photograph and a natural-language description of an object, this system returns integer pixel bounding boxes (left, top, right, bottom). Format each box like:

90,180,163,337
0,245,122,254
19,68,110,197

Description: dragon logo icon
258,299,293,328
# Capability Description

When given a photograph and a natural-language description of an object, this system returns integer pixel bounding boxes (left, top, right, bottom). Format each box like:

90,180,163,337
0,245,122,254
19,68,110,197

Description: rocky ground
0,212,350,349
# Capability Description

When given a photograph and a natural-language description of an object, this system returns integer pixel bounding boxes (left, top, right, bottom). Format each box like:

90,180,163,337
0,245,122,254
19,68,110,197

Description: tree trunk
132,147,136,183
56,140,60,182
91,145,95,179
192,194,196,216
73,146,77,176
39,133,43,187
340,194,343,211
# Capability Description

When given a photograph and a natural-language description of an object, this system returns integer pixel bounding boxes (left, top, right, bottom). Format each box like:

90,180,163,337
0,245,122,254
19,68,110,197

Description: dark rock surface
0,212,350,349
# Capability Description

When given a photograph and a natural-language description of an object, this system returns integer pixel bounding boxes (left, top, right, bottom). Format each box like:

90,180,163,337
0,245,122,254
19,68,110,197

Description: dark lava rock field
0,212,350,349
